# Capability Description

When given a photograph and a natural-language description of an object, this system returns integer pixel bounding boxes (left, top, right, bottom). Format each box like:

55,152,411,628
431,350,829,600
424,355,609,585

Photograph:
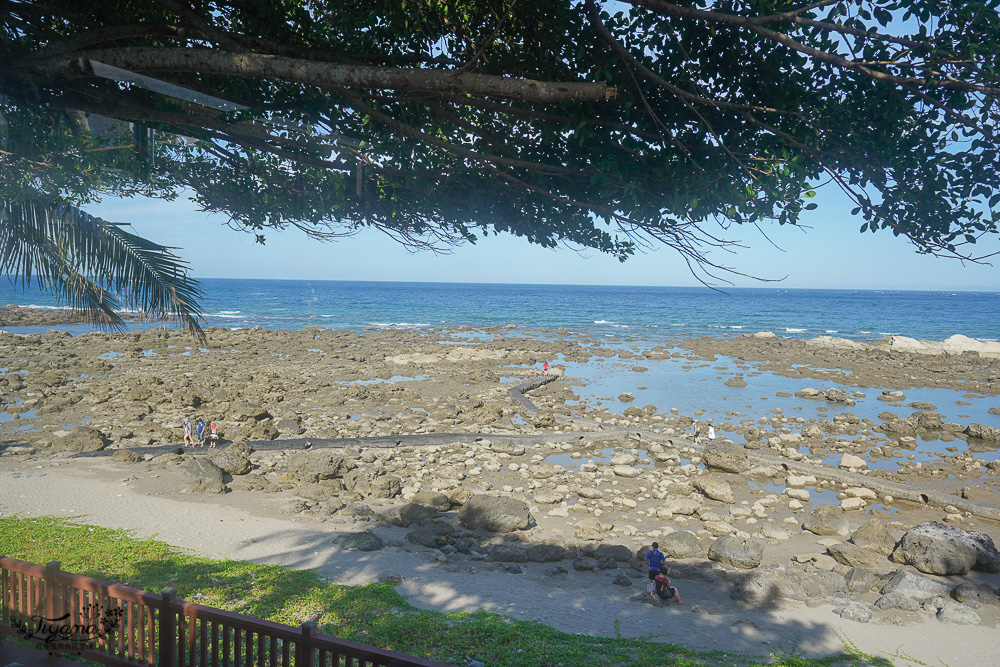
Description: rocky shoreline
1,317,999,661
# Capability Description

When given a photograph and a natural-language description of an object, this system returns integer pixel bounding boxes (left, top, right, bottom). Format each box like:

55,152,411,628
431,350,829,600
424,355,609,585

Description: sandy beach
2,322,1000,666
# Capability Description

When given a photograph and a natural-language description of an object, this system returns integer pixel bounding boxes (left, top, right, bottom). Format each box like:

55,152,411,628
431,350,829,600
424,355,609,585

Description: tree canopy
2,0,999,331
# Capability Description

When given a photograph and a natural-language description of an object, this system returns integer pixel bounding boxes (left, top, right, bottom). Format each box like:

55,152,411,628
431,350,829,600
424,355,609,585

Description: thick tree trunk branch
31,47,616,104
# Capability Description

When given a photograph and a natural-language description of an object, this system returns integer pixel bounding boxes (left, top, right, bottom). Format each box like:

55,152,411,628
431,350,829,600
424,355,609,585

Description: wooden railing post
159,588,177,667
297,621,316,667
44,561,61,663
44,560,60,620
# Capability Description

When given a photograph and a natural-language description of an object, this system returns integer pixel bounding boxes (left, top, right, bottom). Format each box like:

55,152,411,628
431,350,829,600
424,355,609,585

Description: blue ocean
1,278,997,342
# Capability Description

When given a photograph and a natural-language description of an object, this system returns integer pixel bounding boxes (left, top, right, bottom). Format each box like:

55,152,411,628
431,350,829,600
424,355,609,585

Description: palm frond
0,198,205,340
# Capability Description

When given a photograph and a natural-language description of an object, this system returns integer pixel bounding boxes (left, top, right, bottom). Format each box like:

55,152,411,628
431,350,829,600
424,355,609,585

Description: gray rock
661,531,702,559
850,518,895,556
965,423,1000,441
875,593,921,611
695,476,736,504
879,569,952,599
489,441,526,456
286,451,347,483
844,568,878,594
51,425,107,452
111,449,142,463
182,457,228,494
405,522,454,549
796,571,845,598
410,491,451,511
573,558,599,571
802,505,850,537
385,503,439,528
891,521,1000,575
708,535,765,569
458,494,533,533
275,418,304,436
334,531,384,552
209,442,253,475
827,542,884,568
702,443,750,474
952,582,1000,605
488,545,528,563
594,544,634,562
937,601,982,625
834,601,873,623
612,574,632,586
343,466,401,498
525,544,565,563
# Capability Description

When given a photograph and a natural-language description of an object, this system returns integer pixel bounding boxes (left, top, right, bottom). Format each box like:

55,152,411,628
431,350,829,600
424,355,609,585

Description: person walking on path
543,362,549,375
196,419,206,447
692,421,701,444
182,418,194,447
707,422,716,443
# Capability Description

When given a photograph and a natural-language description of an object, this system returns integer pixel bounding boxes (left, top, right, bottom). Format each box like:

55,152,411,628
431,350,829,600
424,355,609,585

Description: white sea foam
825,330,838,333
594,320,615,324
785,328,807,333
368,321,431,327
729,325,744,329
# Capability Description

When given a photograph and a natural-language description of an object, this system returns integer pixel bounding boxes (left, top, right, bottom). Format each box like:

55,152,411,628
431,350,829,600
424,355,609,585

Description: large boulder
827,542,884,568
286,451,348,482
702,443,750,474
694,476,736,504
850,518,895,556
795,571,846,598
708,535,765,569
405,522,454,548
488,545,528,563
51,425,107,452
879,569,953,599
410,491,451,511
661,531,702,559
458,494,533,533
802,506,850,537
183,457,228,494
574,517,612,541
891,521,1000,575
594,544,634,562
384,503,439,527
209,442,253,475
343,466,402,498
965,423,1000,441
525,544,565,563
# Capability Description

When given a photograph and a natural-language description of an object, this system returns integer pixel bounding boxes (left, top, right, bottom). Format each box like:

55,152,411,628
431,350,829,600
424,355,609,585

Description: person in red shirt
654,569,684,604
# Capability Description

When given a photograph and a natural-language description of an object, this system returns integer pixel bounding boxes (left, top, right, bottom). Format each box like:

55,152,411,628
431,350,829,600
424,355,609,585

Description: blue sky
88,186,1000,291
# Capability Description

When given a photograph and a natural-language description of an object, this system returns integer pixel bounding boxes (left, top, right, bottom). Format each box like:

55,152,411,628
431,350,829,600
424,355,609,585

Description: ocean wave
594,320,615,324
728,325,744,329
785,328,807,333
368,321,431,327
214,312,244,319
825,330,838,334
21,304,69,311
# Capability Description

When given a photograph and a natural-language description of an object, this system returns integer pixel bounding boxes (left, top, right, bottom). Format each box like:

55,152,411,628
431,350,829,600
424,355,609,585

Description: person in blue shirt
644,542,667,586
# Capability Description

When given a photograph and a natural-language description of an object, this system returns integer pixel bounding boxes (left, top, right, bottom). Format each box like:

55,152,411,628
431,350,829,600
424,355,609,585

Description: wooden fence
0,557,451,667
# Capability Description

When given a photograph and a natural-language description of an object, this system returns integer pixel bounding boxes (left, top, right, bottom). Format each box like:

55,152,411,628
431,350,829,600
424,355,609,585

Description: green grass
0,516,888,667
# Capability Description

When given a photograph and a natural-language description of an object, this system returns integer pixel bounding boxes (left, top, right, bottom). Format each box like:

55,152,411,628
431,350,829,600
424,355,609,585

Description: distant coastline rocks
746,332,1000,359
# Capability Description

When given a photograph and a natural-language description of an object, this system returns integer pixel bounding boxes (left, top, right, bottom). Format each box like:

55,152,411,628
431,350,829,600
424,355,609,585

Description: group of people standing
183,417,218,447
691,420,715,445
